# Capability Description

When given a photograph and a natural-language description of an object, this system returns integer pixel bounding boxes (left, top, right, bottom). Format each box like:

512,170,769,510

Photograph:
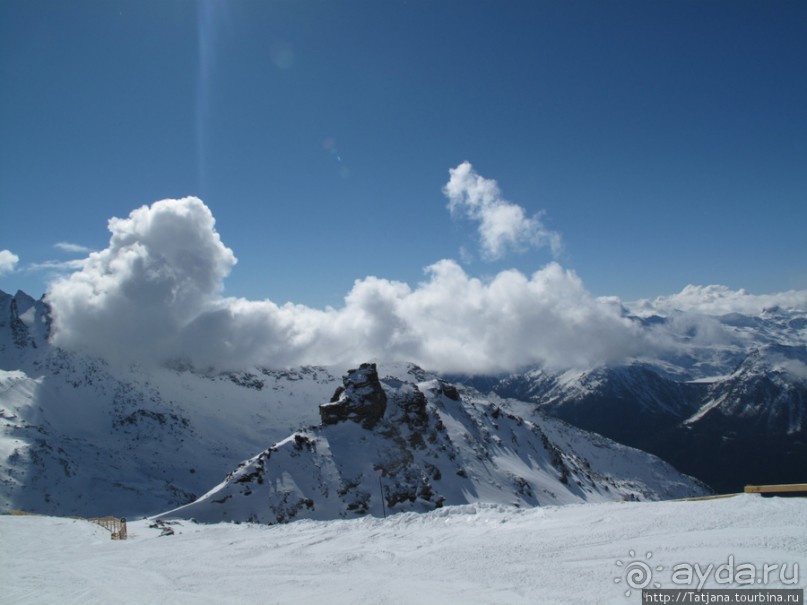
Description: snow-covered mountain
0,289,337,516
5,286,804,520
467,305,807,494
0,289,706,520
0,290,52,356
164,363,704,524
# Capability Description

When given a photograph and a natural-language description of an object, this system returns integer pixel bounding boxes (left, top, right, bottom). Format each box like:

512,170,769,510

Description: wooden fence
672,483,807,502
744,483,807,495
8,511,127,539
88,516,127,540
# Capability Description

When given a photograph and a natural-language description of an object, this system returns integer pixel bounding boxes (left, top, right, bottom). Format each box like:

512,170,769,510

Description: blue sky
1,0,806,308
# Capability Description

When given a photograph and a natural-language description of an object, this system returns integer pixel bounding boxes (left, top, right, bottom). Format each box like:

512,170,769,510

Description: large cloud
47,197,237,364
46,192,806,374
444,161,562,260
46,195,654,373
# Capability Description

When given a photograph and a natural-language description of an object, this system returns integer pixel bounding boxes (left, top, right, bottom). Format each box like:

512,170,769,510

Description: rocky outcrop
319,363,387,429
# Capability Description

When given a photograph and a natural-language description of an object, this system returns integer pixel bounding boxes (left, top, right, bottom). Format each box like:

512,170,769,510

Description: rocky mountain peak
319,362,388,428
160,362,707,525
0,289,52,354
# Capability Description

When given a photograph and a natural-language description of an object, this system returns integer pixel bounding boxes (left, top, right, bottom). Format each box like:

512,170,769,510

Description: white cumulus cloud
443,161,562,260
47,197,237,364
44,187,806,375
46,195,653,373
0,249,20,276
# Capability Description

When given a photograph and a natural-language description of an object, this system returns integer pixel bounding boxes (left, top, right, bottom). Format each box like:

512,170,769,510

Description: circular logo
614,550,663,597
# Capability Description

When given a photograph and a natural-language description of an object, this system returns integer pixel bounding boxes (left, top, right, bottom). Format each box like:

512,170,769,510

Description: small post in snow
376,467,387,519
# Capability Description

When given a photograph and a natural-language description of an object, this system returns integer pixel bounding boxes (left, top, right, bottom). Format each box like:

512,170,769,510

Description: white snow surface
2,495,805,604
0,357,338,516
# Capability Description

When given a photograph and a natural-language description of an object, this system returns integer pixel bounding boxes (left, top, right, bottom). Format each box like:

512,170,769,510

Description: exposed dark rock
225,372,264,390
440,383,460,401
0,290,52,352
479,351,807,494
319,363,387,429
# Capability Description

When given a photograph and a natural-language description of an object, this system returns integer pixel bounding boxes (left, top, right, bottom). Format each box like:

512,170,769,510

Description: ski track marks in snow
2,495,806,605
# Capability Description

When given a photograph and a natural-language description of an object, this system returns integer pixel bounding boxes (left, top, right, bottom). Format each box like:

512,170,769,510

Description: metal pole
377,469,387,519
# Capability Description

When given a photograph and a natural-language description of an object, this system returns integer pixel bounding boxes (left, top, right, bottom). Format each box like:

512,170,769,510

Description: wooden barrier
744,483,807,495
87,516,127,540
671,483,806,502
6,511,128,540
673,492,740,502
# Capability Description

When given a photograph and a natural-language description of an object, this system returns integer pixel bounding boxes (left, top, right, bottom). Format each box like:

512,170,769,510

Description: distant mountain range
2,287,805,522
1,289,709,521
459,306,807,494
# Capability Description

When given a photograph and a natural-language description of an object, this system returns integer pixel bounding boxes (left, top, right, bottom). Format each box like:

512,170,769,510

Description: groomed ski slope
2,495,805,605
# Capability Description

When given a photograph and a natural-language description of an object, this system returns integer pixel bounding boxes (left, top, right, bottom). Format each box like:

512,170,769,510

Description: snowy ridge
164,363,706,524
689,344,807,429
1,288,801,518
473,305,807,494
0,289,341,515
0,291,704,520
0,355,340,516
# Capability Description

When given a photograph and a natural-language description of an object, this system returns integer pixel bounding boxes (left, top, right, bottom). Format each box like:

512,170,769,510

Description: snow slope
163,363,706,524
476,328,807,493
0,350,339,516
3,287,801,519
1,288,707,519
2,495,805,604
0,289,341,516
